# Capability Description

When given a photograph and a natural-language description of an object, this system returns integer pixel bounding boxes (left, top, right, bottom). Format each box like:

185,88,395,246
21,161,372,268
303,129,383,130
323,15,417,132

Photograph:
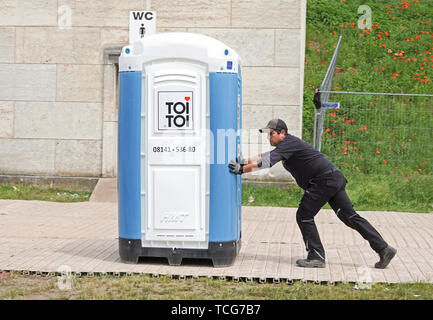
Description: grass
0,272,432,300
1,177,431,213
303,0,433,180
243,174,433,213
0,185,91,202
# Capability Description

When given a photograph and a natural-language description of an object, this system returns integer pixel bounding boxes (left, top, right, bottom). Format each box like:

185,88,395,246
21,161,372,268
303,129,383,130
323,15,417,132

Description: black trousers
296,169,388,261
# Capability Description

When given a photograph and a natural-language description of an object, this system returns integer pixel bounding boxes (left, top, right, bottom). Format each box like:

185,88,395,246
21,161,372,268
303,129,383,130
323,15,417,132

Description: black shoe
375,246,397,269
296,259,326,268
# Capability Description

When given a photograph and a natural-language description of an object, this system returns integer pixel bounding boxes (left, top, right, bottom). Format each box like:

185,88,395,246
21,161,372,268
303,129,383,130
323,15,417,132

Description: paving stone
0,200,432,283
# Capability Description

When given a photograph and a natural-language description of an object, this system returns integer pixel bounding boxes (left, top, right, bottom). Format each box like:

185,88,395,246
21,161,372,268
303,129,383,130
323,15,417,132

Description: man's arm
242,162,259,173
241,153,262,173
245,151,278,172
228,154,263,174
230,142,287,175
246,154,262,165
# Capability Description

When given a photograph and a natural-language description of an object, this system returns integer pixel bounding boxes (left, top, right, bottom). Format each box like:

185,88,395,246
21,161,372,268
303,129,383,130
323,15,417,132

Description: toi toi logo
165,99,191,128
159,91,193,130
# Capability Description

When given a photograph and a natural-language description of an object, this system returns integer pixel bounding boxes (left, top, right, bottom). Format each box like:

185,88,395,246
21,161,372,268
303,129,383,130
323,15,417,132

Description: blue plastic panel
237,67,242,241
118,71,142,239
209,72,242,242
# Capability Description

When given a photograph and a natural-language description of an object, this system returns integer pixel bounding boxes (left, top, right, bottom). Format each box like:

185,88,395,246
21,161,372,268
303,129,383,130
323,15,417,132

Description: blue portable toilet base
118,238,241,267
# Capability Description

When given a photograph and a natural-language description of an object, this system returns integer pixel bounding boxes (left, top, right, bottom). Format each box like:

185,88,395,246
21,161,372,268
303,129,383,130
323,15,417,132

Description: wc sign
129,11,156,43
158,91,193,130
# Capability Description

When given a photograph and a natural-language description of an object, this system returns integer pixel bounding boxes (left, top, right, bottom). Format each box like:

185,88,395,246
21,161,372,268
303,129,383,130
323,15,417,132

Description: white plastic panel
150,166,200,232
141,60,209,249
119,32,241,73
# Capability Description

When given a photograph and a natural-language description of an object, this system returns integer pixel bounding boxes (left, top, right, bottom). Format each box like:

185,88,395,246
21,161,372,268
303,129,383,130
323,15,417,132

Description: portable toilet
117,32,242,267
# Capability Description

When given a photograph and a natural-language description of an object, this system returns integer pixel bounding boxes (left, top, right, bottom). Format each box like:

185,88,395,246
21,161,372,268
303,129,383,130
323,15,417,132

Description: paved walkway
0,196,432,283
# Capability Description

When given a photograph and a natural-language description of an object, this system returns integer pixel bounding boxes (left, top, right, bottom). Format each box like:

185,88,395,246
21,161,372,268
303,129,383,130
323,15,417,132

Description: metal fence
313,37,433,178
313,35,343,151
316,92,433,177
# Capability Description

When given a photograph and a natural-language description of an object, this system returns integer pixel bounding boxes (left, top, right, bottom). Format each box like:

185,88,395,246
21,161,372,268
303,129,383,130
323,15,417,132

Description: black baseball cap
259,119,288,133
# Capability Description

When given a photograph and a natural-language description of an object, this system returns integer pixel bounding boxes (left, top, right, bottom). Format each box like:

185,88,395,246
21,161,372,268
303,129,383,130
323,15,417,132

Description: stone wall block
14,101,102,140
242,67,300,106
152,0,231,28
56,64,103,102
275,30,301,67
0,139,55,174
55,140,102,176
0,64,56,101
0,0,58,26
0,27,15,63
0,101,14,137
232,0,301,28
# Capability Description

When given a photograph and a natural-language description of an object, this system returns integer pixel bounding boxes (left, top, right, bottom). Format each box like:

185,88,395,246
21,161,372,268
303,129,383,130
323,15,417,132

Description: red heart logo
185,97,190,101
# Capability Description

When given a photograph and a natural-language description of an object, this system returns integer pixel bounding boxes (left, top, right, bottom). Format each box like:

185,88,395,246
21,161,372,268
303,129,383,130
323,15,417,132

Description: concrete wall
0,0,306,182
